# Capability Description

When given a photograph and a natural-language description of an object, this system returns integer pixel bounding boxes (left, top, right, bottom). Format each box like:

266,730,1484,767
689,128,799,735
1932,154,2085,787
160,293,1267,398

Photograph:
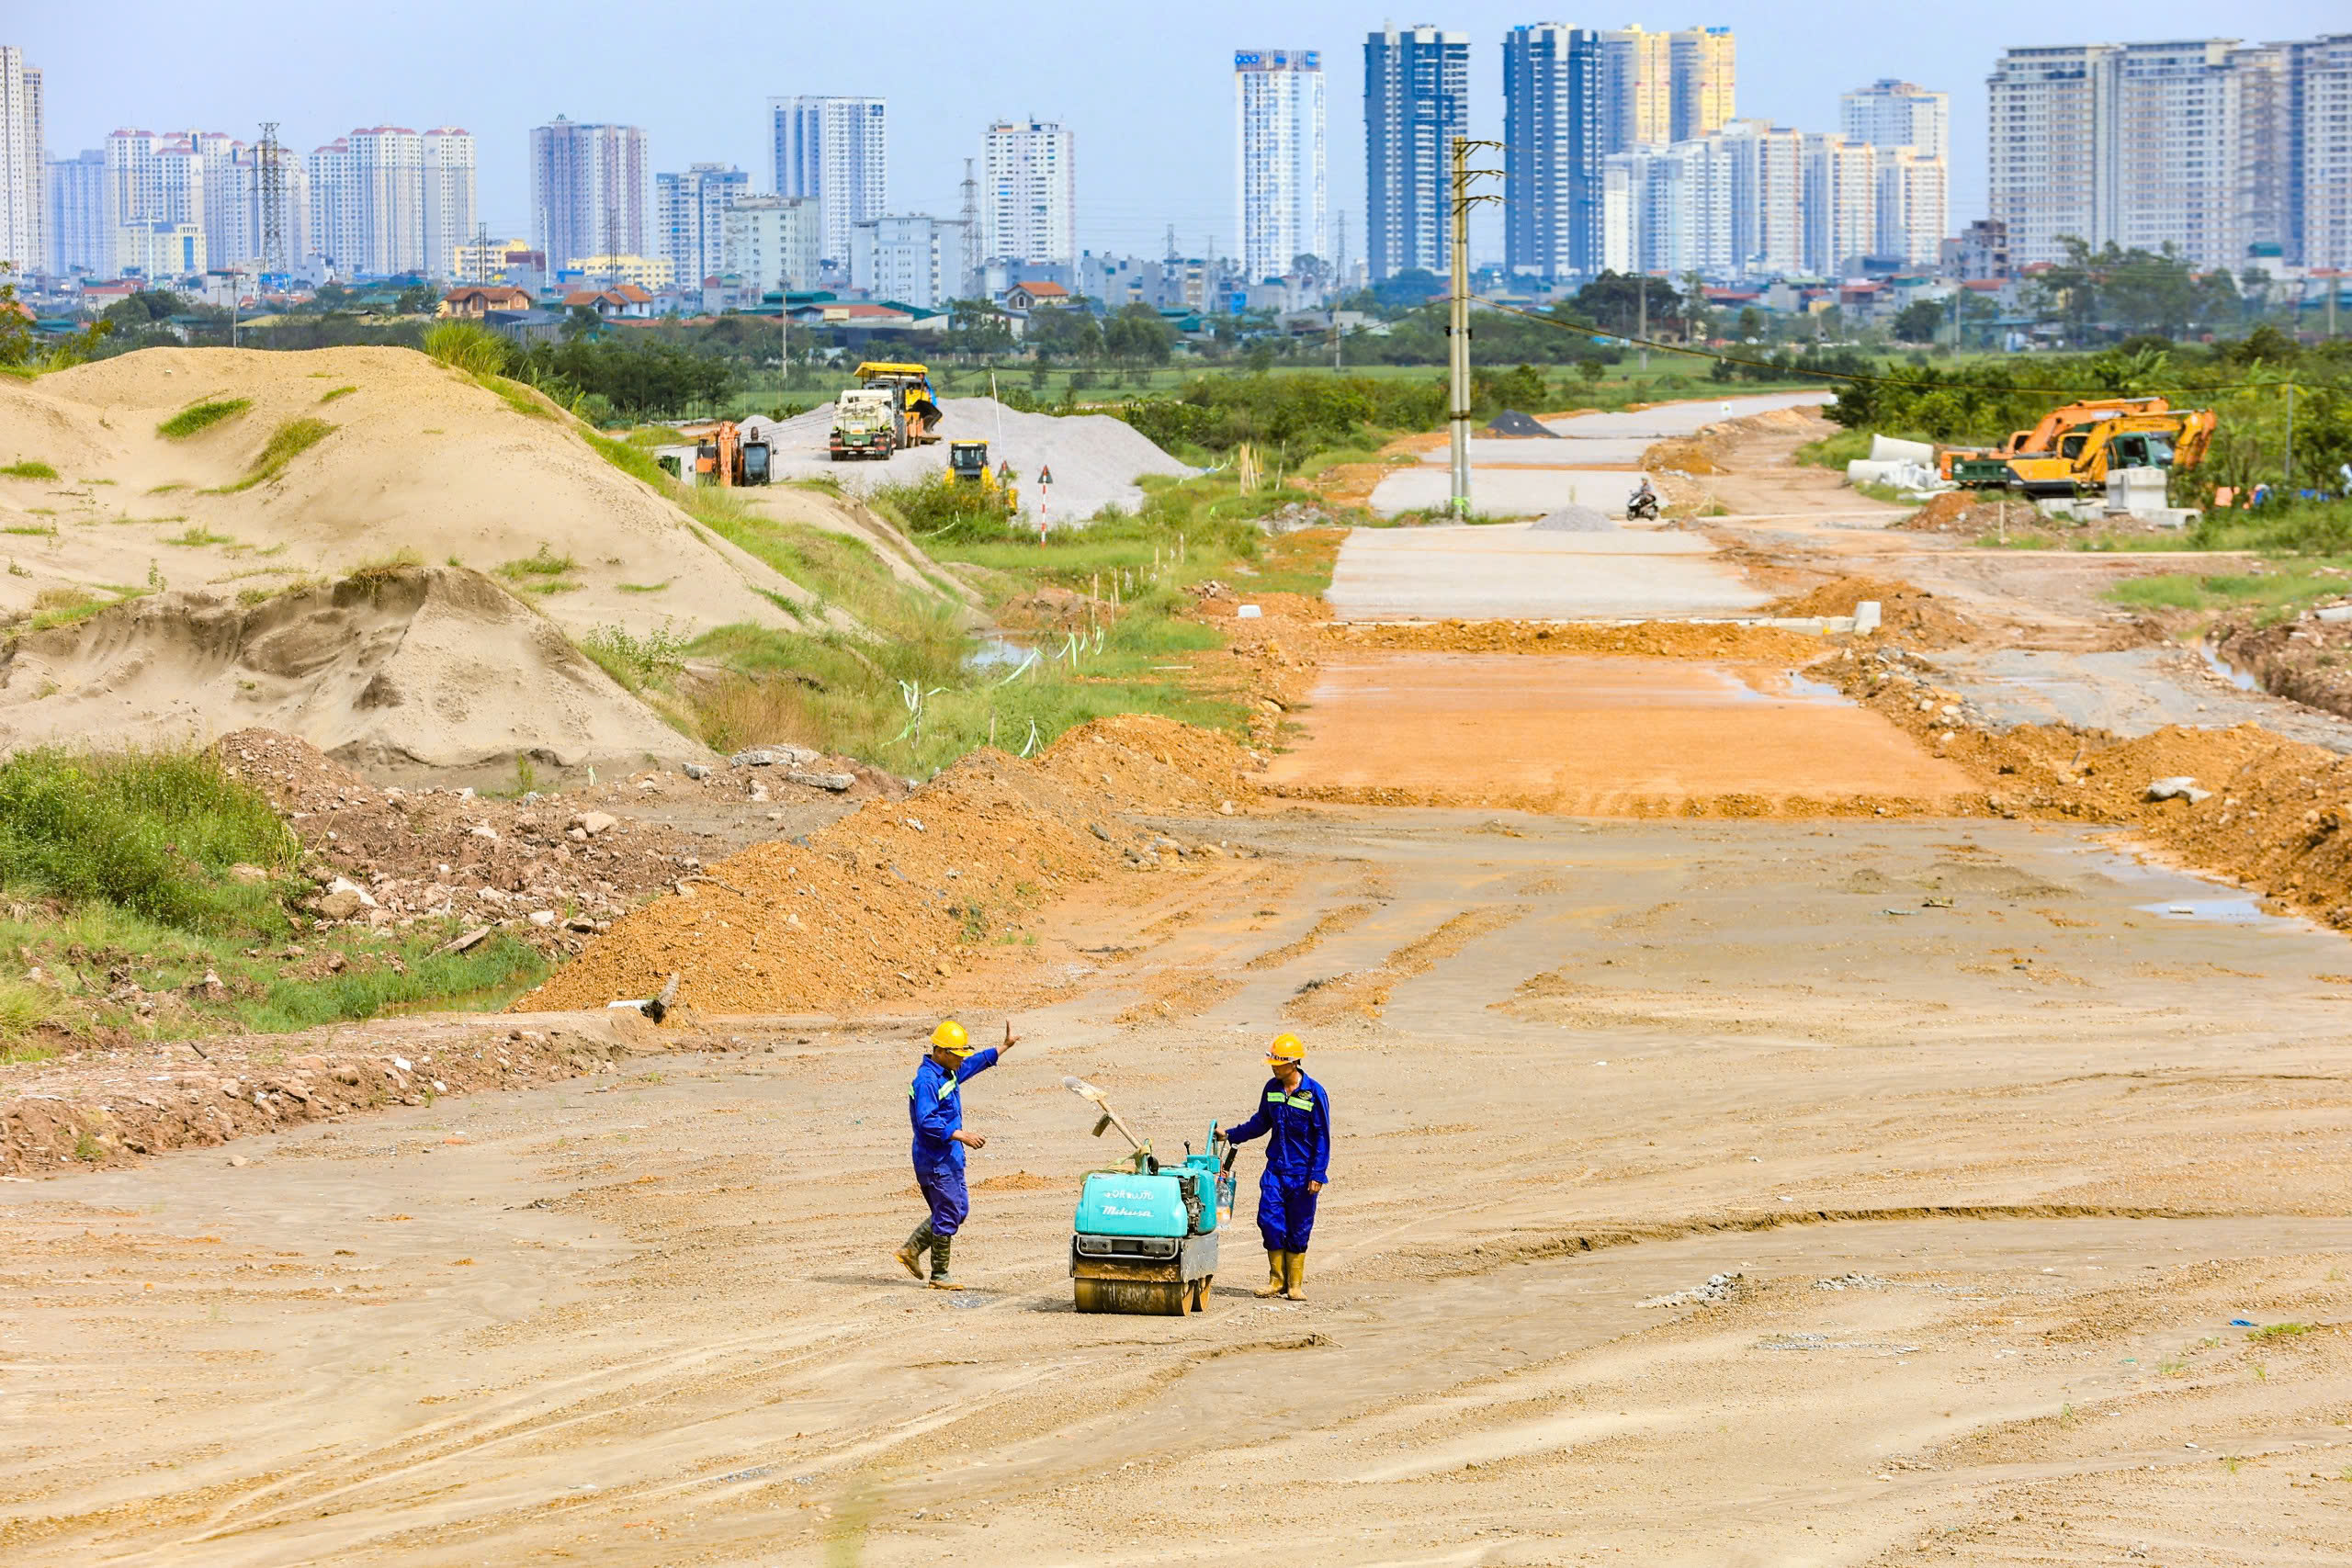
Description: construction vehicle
680,421,771,487
1936,397,2175,481
830,389,897,461
945,438,1020,513
1946,406,2218,498
854,361,944,449
1063,1077,1228,1315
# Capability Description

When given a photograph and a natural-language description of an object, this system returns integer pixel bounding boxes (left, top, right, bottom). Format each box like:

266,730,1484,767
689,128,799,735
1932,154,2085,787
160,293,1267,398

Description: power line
1468,294,2304,398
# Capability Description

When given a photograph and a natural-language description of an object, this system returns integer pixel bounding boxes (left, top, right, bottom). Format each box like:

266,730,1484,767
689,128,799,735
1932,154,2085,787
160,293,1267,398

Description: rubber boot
927,1232,964,1291
1281,1250,1307,1302
1252,1249,1285,1297
895,1222,934,1281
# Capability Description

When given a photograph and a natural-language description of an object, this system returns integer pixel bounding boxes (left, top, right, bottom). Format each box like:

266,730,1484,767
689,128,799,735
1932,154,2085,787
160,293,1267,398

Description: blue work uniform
1227,1071,1331,1253
908,1047,998,1237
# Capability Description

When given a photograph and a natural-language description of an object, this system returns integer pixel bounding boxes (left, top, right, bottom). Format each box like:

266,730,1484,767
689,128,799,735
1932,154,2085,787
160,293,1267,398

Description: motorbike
1625,488,1660,522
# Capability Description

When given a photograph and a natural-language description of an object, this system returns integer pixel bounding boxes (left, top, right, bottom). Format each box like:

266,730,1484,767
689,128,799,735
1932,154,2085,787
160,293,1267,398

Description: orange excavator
1939,397,2217,497
684,421,772,487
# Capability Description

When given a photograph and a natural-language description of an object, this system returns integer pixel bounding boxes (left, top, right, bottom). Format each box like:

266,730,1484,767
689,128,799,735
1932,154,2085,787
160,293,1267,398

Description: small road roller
1064,1077,1234,1316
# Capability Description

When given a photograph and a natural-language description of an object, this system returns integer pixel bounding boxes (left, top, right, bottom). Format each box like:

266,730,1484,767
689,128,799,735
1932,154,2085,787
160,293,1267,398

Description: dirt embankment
1641,405,1820,477
1325,619,1827,661
1834,637,2352,927
2214,612,2352,726
1768,575,1973,648
0,1010,718,1178
524,715,1262,1016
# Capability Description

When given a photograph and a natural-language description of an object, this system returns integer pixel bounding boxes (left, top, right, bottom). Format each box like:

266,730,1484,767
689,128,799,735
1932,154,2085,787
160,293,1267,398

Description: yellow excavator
945,438,1018,513
855,362,944,450
1941,398,2218,497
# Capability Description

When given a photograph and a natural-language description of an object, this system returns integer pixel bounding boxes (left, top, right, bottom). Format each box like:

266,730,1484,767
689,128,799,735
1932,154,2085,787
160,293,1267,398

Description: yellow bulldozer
1940,397,2218,498
945,438,1018,513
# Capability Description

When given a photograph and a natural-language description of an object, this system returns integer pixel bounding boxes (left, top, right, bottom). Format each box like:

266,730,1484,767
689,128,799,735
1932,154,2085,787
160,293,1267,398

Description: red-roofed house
441,285,534,319
1001,280,1069,311
561,284,654,320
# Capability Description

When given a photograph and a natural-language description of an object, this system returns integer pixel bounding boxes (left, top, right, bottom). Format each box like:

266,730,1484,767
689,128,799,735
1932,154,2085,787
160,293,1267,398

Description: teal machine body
1065,1076,1236,1315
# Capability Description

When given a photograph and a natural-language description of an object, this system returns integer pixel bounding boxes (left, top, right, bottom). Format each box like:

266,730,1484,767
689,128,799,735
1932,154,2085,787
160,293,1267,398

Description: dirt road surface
6,396,2349,1567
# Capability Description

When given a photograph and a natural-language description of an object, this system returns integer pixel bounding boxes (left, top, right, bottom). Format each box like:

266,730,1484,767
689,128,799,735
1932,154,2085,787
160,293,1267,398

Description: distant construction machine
660,421,771,486
856,362,944,451
946,438,1019,513
1938,398,2217,498
1063,1077,1230,1316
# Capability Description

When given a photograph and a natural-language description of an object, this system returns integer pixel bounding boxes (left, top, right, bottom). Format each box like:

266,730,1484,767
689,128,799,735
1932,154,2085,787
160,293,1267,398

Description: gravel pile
1486,409,1561,437
746,396,1194,522
1529,502,1619,532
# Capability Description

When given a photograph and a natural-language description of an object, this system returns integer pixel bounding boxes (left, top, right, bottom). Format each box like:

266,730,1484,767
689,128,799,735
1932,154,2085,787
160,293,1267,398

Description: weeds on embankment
0,748,545,1049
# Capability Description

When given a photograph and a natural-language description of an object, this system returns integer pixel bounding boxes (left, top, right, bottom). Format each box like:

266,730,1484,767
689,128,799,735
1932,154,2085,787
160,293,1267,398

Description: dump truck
830,389,897,461
855,361,944,449
1063,1077,1227,1316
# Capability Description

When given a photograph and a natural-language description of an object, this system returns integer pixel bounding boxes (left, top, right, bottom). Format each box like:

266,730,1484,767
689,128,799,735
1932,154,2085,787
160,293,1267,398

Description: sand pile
0,346,818,642
524,715,1257,1015
0,566,700,777
1324,619,1826,661
1769,575,1971,648
750,397,1193,519
1530,502,1619,532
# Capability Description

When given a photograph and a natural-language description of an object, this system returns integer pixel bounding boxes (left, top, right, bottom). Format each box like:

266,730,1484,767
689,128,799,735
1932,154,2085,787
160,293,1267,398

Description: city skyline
10,0,2338,267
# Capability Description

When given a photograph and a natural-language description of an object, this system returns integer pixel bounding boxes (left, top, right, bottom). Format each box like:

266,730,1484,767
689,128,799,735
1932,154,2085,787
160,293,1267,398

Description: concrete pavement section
1380,391,1834,513
1326,523,1768,622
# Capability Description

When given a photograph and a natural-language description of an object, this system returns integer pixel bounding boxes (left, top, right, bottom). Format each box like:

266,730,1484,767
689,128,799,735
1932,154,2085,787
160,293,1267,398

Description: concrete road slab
1533,389,1833,438
1327,523,1766,621
1263,653,1974,808
1371,467,1650,517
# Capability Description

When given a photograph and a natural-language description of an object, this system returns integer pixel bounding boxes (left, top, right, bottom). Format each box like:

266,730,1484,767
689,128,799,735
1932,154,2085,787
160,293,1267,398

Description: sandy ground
1327,525,1766,622
6,391,2351,1566
6,816,2348,1565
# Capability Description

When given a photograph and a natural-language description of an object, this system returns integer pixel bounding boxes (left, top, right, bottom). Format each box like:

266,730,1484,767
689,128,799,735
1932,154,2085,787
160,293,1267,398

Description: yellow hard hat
930,1019,971,1055
1266,1032,1305,1066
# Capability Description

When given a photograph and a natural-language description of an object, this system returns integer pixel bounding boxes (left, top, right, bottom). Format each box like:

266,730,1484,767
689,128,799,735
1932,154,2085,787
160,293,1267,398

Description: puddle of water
966,634,1033,673
1720,670,1849,706
2197,640,2259,692
2135,897,2285,927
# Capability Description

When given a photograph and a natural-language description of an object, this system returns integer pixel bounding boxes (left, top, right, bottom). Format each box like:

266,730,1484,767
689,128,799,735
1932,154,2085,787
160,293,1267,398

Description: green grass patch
617,580,671,593
2106,560,2352,615
146,482,187,495
318,385,357,404
209,418,336,494
581,622,690,694
1,459,59,480
2187,500,2352,555
477,373,560,421
156,399,251,440
164,525,234,547
2248,1321,2313,1341
496,545,578,581
24,585,114,631
3,521,56,537
0,748,298,933
583,429,666,485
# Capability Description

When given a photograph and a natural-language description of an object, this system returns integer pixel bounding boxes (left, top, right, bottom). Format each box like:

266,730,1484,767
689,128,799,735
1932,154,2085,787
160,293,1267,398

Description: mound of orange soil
1324,619,1825,661
1769,575,1972,648
524,716,1259,1016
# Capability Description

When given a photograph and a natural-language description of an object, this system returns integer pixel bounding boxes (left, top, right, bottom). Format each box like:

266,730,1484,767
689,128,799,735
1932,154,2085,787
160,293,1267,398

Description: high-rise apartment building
1669,28,1736,142
1874,145,1948,265
1364,23,1468,281
1235,51,1327,283
655,164,747,290
1600,28,1670,153
771,96,887,268
721,194,820,293
1841,79,1950,162
0,46,41,274
1988,37,2346,270
1802,133,1878,276
2291,36,2352,269
1603,136,1732,277
1722,120,1801,276
1502,24,1603,279
422,130,475,282
304,127,471,276
850,214,970,309
46,149,106,276
982,119,1075,266
530,118,649,274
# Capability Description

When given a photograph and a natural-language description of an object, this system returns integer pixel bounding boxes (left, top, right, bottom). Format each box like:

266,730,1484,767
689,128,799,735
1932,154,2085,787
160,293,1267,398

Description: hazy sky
15,1,2342,264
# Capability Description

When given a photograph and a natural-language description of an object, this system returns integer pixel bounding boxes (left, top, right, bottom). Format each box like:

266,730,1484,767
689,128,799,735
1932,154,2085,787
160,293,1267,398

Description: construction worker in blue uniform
894,1018,1020,1290
1224,1032,1329,1302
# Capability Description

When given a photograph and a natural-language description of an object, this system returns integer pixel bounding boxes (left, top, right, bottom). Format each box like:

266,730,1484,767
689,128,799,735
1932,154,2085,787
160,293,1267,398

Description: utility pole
2284,378,2296,494
1635,274,1648,371
1445,136,1505,519
1449,137,1473,517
